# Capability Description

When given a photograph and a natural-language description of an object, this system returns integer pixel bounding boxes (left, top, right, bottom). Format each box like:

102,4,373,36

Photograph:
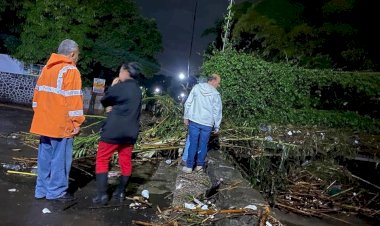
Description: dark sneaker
195,166,203,172
55,193,76,202
35,196,45,200
92,194,108,205
182,166,192,173
112,191,126,202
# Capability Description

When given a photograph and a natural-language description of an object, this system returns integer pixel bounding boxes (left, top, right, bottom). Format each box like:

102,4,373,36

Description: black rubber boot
112,176,129,202
92,173,109,205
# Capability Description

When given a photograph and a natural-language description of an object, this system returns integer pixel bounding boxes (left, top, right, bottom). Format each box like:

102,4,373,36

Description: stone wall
0,72,104,114
0,72,37,105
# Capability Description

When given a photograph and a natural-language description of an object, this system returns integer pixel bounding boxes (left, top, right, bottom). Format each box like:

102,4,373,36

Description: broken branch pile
220,125,380,221
275,162,380,219
140,206,284,226
12,95,380,223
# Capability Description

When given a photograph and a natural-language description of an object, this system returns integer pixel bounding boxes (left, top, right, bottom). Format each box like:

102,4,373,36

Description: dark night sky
136,0,233,77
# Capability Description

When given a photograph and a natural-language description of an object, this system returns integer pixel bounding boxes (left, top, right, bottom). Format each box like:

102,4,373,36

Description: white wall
0,54,25,74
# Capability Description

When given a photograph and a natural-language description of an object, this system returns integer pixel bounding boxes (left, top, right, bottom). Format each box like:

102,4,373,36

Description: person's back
183,74,222,173
185,83,221,128
30,53,84,138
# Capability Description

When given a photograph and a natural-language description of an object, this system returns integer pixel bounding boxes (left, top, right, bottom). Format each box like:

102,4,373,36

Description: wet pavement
0,104,378,226
0,104,168,226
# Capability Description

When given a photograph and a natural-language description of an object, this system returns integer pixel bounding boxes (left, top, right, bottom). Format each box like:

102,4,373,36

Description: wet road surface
1,104,377,226
0,105,166,226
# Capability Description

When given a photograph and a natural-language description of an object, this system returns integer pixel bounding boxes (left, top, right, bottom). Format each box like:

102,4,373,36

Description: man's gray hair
57,39,78,55
207,73,220,82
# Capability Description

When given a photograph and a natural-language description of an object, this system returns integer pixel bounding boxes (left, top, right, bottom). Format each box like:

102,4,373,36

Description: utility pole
222,0,234,52
188,0,198,78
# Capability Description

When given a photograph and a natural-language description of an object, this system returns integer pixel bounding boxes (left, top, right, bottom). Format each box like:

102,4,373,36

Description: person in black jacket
93,62,142,205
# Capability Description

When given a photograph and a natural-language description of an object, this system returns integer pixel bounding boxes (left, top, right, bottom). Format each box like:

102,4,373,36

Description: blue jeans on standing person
186,121,212,168
182,134,202,163
182,134,191,162
35,136,73,199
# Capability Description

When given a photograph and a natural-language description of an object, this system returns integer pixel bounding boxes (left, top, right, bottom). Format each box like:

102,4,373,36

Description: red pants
95,141,133,176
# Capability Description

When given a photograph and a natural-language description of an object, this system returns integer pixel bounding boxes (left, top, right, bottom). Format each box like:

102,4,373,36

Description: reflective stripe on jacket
30,53,85,138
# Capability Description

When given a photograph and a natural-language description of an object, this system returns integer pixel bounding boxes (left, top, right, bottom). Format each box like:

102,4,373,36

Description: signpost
92,78,106,94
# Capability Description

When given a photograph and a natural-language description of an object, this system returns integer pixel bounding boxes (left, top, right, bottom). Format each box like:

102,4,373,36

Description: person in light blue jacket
183,74,222,173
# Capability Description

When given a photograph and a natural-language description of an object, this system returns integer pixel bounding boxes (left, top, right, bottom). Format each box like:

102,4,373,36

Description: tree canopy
0,0,23,54
1,0,162,78
205,0,380,71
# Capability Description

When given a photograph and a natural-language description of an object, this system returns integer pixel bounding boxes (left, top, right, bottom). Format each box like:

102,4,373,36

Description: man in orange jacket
30,39,85,201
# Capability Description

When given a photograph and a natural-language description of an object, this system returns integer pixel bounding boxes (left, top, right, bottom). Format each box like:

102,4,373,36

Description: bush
201,51,379,131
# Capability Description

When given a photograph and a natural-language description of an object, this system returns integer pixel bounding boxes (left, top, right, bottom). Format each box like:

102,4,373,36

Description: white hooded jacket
184,83,222,130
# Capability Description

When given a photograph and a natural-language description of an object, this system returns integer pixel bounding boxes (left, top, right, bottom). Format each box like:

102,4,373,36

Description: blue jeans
182,134,191,162
186,121,212,168
35,136,73,199
182,134,201,162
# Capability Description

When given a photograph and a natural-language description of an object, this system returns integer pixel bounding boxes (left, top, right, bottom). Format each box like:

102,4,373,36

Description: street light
179,72,186,80
180,92,186,98
154,87,161,94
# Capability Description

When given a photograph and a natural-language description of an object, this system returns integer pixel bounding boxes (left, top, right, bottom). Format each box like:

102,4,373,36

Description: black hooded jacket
100,79,142,144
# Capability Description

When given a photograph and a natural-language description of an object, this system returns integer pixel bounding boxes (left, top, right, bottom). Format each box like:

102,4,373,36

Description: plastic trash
108,171,120,178
30,166,38,174
287,131,293,136
141,189,149,199
266,221,272,226
176,183,182,190
244,205,257,211
184,203,196,210
2,163,21,171
8,188,17,192
328,184,342,196
193,198,204,207
165,159,172,165
301,160,311,166
201,205,208,210
42,208,51,214
264,136,273,141
259,124,271,132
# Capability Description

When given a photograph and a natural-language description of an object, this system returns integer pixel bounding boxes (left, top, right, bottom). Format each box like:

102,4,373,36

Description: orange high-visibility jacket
30,53,85,138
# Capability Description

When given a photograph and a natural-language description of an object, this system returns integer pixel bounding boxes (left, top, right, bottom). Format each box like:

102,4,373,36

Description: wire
187,0,199,78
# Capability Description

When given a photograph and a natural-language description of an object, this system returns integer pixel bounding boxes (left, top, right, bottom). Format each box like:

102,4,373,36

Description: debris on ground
141,189,150,199
9,97,379,224
2,163,23,171
172,166,211,208
244,204,258,211
275,162,380,222
133,206,284,226
7,170,36,176
42,208,51,214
